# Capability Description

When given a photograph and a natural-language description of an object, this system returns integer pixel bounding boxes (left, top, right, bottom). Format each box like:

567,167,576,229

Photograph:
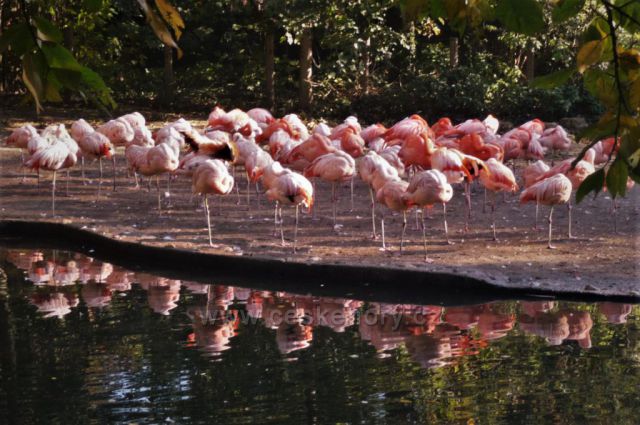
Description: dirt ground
0,109,639,298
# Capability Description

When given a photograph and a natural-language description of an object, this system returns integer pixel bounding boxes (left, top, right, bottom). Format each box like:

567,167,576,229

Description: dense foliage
0,0,638,198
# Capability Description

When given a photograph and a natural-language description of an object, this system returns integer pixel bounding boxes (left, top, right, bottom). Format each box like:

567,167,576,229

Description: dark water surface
0,249,638,424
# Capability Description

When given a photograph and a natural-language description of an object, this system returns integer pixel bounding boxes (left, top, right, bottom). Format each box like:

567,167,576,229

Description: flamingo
304,150,356,226
192,159,235,246
77,131,115,192
125,135,180,210
522,160,551,229
520,174,573,249
6,124,40,182
403,169,454,260
24,139,78,216
357,151,399,238
479,158,519,241
264,168,314,252
247,108,275,130
375,179,411,252
536,148,596,238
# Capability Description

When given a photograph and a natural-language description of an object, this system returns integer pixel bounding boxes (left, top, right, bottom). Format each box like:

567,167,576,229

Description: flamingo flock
4,106,631,255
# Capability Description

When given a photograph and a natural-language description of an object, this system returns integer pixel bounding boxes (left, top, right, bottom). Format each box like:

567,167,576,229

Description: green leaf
531,68,574,89
22,51,47,113
40,42,83,71
552,0,585,23
576,168,605,203
495,0,544,35
606,157,629,198
577,39,605,73
34,17,63,43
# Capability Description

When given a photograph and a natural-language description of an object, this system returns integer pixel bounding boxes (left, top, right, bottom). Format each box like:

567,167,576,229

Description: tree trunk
161,44,174,106
525,48,535,81
264,26,275,110
359,36,370,95
449,36,459,68
298,28,313,112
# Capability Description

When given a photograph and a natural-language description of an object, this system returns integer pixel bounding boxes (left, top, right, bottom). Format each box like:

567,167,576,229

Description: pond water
0,248,638,424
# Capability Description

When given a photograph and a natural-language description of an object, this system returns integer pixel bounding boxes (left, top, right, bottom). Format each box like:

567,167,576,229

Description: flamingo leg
400,210,407,253
97,158,103,200
273,201,279,237
483,187,487,214
204,195,213,246
20,151,26,182
51,170,57,216
350,177,354,212
255,182,261,208
134,172,139,189
156,176,161,211
332,182,337,226
492,190,498,241
369,186,377,239
81,156,86,184
464,181,471,232
547,206,556,249
414,208,420,230
293,204,299,253
279,204,285,246
443,203,451,244
246,173,251,208
534,200,539,230
380,214,386,250
112,156,117,191
567,200,574,238
233,166,240,205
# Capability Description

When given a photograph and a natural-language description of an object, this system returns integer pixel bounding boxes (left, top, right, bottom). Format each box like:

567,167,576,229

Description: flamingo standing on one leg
192,159,235,246
403,169,454,261
5,124,39,182
24,141,78,216
520,174,572,249
479,158,519,241
304,151,355,227
522,160,550,230
77,131,114,197
264,169,314,252
534,148,596,238
357,151,399,239
375,179,411,252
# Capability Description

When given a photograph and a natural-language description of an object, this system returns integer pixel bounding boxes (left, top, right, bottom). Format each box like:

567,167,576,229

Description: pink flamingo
520,174,572,249
192,159,235,246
